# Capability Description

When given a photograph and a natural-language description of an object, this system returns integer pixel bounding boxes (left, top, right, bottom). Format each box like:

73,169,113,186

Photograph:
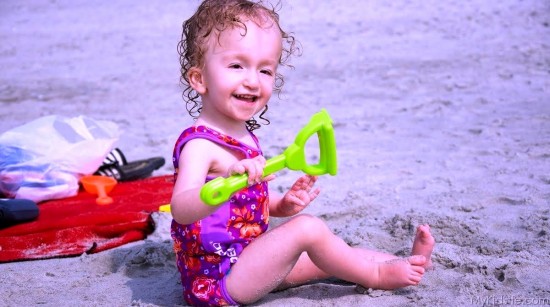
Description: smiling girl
170,1,435,306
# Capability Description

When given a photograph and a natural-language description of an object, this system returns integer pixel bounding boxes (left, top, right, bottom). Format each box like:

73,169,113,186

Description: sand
1,0,549,306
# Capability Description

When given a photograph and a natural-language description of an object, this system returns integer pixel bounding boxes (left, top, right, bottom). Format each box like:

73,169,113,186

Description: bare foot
370,255,426,290
411,224,435,269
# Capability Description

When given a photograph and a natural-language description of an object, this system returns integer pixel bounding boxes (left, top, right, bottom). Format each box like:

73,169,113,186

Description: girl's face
190,18,282,126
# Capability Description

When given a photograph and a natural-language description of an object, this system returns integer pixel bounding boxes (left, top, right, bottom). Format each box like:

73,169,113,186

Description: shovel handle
200,109,337,206
200,154,286,206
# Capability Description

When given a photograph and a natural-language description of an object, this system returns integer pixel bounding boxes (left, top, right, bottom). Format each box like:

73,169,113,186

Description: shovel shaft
200,154,287,206
262,154,287,176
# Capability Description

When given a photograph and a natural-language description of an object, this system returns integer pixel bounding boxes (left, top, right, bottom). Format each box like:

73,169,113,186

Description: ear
188,67,206,95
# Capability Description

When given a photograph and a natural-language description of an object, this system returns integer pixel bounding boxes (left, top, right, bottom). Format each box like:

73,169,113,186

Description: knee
289,214,331,242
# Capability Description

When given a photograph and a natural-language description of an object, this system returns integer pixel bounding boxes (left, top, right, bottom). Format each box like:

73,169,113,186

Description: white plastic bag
0,115,120,202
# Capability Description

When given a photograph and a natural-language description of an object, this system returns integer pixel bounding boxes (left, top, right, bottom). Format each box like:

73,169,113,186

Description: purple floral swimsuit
171,126,269,306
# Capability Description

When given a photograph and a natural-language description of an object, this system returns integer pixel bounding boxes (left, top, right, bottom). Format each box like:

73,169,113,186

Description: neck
196,117,247,135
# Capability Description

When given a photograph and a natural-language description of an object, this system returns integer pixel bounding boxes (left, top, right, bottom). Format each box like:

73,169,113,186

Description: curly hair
177,0,300,131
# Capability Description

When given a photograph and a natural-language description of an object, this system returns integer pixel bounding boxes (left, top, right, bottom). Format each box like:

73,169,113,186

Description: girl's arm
171,139,237,224
269,175,320,217
170,138,224,224
171,138,271,224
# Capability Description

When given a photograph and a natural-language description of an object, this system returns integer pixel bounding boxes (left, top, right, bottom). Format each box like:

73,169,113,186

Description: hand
227,156,275,185
280,175,320,215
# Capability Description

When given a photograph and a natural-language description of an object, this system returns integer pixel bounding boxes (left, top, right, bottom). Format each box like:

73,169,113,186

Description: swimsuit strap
172,126,262,170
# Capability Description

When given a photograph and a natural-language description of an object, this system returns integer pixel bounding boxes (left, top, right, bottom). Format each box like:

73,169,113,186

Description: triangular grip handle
285,109,337,176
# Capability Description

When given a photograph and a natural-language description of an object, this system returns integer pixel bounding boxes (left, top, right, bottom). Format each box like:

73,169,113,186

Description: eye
229,63,242,69
260,69,273,76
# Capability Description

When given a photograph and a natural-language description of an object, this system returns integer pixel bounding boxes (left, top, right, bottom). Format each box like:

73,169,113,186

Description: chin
241,107,265,120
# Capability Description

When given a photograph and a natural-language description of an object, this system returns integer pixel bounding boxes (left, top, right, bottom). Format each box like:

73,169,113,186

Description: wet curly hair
177,0,300,131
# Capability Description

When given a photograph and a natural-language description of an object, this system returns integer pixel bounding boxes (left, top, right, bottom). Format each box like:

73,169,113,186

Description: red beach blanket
0,175,173,263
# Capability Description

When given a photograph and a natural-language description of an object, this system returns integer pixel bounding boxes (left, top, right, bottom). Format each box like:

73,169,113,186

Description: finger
254,159,266,183
248,159,264,184
295,175,312,188
293,176,309,190
262,174,276,182
309,187,321,201
306,175,318,186
302,176,316,192
244,162,258,184
229,164,245,176
287,194,306,207
254,155,267,166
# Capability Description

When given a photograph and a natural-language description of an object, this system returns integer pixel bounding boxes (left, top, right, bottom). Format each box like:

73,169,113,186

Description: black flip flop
0,198,39,228
100,148,127,166
94,149,165,182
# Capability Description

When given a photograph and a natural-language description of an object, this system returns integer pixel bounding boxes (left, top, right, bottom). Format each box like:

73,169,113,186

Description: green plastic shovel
200,108,338,206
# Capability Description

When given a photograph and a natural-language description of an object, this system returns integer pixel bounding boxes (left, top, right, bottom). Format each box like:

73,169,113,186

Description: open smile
233,94,258,103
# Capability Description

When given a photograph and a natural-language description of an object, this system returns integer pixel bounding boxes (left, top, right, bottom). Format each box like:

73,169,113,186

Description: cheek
261,76,276,92
262,85,274,100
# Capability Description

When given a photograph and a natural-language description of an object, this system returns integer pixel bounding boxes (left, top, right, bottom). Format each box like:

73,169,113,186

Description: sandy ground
1,0,549,306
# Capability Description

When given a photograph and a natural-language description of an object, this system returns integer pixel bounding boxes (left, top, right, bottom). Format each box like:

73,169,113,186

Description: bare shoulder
183,137,221,152
179,137,239,177
179,137,220,165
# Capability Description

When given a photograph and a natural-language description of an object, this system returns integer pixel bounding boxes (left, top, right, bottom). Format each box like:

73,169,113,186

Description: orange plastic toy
80,175,117,205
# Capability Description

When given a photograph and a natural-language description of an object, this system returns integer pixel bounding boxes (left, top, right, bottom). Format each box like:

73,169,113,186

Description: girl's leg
279,225,435,289
274,252,329,290
276,249,399,290
226,214,427,304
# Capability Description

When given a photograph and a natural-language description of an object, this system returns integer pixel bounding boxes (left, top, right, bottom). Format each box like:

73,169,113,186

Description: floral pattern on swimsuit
171,126,269,306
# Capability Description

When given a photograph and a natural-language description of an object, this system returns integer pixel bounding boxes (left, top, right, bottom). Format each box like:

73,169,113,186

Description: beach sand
1,0,549,306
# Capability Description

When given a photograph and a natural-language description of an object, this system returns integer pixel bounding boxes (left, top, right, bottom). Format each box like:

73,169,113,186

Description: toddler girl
170,1,435,306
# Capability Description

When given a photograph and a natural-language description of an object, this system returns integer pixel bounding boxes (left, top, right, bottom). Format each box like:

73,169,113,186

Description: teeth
235,94,257,102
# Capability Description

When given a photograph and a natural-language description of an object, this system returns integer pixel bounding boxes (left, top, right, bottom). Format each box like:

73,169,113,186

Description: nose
243,70,259,89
